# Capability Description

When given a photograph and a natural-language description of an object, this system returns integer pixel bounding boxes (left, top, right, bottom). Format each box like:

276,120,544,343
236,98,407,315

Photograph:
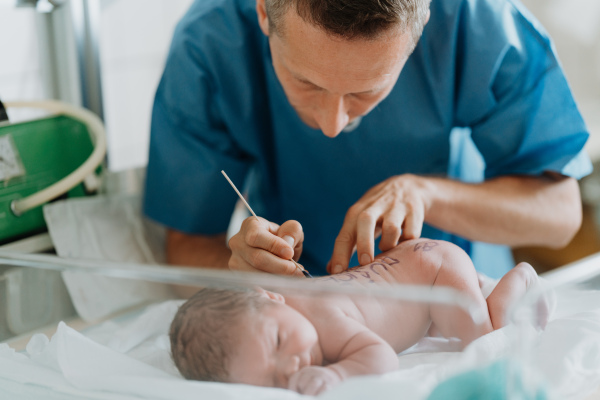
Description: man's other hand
328,174,428,274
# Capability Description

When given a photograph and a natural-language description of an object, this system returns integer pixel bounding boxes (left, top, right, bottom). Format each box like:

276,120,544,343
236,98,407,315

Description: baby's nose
282,355,301,377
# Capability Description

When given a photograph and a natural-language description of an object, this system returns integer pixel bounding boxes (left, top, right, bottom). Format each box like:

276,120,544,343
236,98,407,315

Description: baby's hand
288,366,342,395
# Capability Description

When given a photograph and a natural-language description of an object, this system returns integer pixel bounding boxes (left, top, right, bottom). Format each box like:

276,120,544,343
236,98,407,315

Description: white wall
98,0,193,171
0,4,48,121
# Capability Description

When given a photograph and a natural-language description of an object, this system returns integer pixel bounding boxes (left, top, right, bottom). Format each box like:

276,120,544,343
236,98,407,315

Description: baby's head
169,287,322,388
169,287,267,382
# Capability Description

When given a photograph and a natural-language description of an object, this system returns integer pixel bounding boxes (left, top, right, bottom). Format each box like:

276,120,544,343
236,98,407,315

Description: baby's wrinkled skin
226,239,542,395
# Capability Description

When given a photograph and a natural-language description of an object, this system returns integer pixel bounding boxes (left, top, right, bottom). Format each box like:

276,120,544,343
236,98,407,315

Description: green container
0,115,99,243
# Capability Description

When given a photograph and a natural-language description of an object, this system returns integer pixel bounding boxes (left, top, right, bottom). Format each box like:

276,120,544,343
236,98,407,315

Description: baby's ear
254,287,285,304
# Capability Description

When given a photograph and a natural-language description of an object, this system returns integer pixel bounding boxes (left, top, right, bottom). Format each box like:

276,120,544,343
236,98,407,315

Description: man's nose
315,94,349,138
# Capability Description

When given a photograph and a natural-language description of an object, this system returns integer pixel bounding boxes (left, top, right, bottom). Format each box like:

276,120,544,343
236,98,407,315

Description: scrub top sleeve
144,34,251,235
454,3,592,181
471,60,591,180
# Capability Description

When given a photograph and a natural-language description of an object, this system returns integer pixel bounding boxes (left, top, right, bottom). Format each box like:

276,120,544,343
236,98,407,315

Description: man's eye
351,92,375,100
297,80,321,91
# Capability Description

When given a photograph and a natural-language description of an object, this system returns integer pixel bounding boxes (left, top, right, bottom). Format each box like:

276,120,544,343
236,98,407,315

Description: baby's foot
513,262,554,329
487,262,554,330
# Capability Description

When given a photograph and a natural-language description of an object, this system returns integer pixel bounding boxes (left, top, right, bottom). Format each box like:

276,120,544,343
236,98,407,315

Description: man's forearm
167,229,231,268
423,174,582,248
166,229,232,297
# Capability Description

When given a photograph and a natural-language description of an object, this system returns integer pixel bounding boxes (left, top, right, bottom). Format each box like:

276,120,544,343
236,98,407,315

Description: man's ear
255,287,285,303
256,0,270,36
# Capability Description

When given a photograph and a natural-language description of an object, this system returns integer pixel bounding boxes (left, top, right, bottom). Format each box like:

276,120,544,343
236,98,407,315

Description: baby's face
227,298,324,388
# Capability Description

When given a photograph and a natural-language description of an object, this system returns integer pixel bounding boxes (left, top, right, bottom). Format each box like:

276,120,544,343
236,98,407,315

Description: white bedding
1,288,600,400
2,195,592,399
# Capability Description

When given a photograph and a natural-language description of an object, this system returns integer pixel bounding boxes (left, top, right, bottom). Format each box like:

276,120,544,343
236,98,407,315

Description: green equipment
0,100,106,243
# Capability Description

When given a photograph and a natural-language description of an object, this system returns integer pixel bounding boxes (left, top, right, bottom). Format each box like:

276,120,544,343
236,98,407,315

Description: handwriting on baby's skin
413,241,438,252
321,257,400,284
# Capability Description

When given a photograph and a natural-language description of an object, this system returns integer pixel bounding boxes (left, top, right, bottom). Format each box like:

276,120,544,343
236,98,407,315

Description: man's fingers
277,220,304,260
356,209,377,265
227,216,309,276
329,226,356,274
240,215,279,230
400,202,423,240
243,221,295,260
233,248,298,275
232,257,303,277
328,174,428,273
379,207,405,252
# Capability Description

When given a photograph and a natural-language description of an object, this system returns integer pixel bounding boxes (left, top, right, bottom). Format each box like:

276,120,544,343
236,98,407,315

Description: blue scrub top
144,0,592,276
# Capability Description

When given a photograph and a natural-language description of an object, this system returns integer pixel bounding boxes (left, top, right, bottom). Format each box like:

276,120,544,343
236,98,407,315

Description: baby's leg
486,262,547,329
424,241,494,346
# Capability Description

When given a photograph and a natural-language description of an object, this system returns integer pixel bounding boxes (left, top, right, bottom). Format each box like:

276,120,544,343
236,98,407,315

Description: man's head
264,0,430,45
256,0,431,138
169,287,323,387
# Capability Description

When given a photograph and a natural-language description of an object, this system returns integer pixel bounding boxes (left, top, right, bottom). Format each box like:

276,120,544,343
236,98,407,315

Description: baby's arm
288,313,398,395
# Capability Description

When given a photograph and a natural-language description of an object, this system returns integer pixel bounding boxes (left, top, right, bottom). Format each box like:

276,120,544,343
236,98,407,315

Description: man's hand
328,174,427,274
288,366,342,395
328,173,582,275
228,217,305,276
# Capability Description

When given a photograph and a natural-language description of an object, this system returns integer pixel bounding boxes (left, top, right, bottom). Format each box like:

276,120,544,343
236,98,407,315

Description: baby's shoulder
288,294,351,321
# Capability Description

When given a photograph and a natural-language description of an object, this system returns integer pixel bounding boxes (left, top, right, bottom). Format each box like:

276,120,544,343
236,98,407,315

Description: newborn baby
169,239,545,395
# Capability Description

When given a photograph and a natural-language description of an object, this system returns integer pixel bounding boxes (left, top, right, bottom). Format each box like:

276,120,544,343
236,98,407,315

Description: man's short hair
169,287,268,382
266,0,431,47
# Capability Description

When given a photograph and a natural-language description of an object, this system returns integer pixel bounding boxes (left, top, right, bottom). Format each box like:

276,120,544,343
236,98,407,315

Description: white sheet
31,194,600,398
43,195,175,322
1,288,600,400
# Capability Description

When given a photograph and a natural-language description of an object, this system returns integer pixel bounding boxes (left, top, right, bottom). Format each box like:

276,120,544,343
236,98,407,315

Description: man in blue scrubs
144,0,591,290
